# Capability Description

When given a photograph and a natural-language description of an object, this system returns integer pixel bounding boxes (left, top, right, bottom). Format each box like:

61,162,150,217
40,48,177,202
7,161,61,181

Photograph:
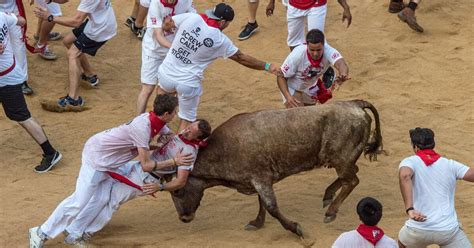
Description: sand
0,0,472,247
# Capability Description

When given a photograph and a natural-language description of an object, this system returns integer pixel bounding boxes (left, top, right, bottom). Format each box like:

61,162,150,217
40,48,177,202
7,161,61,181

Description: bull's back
193,101,371,183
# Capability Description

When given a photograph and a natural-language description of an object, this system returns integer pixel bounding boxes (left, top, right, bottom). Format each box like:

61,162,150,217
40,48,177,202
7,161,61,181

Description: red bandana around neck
149,111,166,138
178,134,207,148
416,149,440,166
160,0,177,15
306,48,323,68
356,224,384,246
200,13,220,29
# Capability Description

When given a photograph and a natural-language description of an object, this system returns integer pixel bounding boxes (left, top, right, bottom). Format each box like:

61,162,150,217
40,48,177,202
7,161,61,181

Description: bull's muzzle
179,213,195,223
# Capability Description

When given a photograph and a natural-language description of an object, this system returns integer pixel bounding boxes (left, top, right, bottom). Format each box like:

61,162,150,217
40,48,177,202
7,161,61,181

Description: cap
205,3,234,22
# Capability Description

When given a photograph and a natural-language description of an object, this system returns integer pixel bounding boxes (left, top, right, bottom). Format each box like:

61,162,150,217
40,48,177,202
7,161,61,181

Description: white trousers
287,4,327,47
40,160,111,239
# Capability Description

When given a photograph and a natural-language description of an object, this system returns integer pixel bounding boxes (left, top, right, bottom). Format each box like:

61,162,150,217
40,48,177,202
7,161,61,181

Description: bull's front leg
251,179,303,236
244,195,266,231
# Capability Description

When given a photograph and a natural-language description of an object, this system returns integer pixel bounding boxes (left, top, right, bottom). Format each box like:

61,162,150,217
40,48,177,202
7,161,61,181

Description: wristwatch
47,15,54,23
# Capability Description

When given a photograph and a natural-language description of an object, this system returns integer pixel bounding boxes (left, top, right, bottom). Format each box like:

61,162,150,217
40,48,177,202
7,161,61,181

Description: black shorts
0,84,32,122
73,20,107,56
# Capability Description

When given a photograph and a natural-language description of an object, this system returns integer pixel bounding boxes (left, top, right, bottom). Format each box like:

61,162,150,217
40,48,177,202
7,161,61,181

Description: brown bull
170,100,383,236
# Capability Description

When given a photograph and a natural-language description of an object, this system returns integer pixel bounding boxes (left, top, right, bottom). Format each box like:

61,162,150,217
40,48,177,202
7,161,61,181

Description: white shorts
141,51,164,85
157,72,202,122
287,4,327,47
36,2,62,16
398,225,472,248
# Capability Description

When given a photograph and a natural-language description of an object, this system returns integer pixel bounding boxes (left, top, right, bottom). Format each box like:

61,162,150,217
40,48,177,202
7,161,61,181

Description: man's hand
407,209,427,222
266,1,275,17
285,95,301,108
33,7,51,20
269,63,283,77
336,74,351,86
162,16,176,32
342,7,352,28
173,148,194,166
142,183,160,195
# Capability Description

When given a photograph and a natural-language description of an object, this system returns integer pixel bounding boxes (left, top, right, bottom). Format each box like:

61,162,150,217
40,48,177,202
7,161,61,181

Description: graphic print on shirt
171,27,207,64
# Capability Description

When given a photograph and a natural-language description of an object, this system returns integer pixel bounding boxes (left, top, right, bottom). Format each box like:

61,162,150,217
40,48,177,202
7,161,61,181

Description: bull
170,100,383,236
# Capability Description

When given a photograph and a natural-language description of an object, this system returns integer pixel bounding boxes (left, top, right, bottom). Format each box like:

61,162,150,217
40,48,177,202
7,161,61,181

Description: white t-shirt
332,230,398,248
281,43,342,92
151,135,198,173
0,0,17,13
399,155,469,231
158,13,239,87
0,12,23,86
83,113,170,171
77,0,117,42
142,0,195,58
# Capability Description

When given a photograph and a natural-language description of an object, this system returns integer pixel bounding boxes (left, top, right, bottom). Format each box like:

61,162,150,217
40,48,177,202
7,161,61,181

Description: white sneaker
29,227,45,248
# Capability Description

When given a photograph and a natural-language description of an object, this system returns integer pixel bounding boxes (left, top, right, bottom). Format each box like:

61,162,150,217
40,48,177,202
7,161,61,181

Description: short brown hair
196,119,211,140
153,94,178,116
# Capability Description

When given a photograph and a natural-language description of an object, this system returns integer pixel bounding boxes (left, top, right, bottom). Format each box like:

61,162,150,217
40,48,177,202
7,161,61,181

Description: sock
392,0,403,2
40,140,56,156
407,2,418,11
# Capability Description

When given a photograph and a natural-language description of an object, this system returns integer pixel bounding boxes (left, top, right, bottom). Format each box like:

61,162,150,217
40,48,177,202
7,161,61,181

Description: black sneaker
124,16,136,28
34,151,62,173
130,22,146,39
57,95,84,108
81,73,99,87
238,22,259,41
22,81,33,95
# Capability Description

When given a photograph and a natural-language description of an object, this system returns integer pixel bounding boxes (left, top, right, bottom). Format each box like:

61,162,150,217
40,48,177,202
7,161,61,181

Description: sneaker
22,81,34,95
34,151,62,173
130,22,146,39
81,73,100,87
136,26,146,40
29,226,46,248
33,32,62,41
388,0,405,13
238,22,259,41
124,16,136,28
64,233,83,245
398,8,424,33
81,232,93,242
57,95,85,108
37,45,57,60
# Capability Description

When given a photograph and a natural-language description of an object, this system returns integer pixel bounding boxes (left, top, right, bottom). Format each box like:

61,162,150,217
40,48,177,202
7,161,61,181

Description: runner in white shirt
278,29,349,107
29,95,194,247
34,0,117,111
78,120,211,240
332,197,398,248
0,12,62,173
159,3,282,131
398,128,473,248
287,0,351,49
137,0,196,114
33,0,63,60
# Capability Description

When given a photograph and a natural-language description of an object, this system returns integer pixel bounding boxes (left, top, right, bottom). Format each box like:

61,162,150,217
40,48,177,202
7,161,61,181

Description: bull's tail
353,100,384,161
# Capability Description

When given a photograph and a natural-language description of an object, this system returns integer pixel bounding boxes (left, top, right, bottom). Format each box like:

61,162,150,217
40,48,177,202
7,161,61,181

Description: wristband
405,207,414,214
264,63,271,71
172,157,177,167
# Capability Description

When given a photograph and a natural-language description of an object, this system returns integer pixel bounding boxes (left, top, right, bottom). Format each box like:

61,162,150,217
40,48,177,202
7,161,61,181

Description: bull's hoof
323,214,337,223
244,223,260,231
322,199,333,208
295,223,304,237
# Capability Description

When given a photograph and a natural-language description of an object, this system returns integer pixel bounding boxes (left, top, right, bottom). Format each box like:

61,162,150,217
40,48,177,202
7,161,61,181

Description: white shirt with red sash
332,227,398,248
0,12,23,86
289,0,326,10
281,43,342,93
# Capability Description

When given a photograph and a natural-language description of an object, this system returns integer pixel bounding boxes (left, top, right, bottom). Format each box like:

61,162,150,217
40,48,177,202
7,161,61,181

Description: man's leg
130,0,149,39
176,85,201,132
137,85,155,114
238,0,259,40
137,53,162,114
307,5,327,34
287,7,306,50
67,45,83,100
37,20,58,60
388,0,405,13
398,0,424,33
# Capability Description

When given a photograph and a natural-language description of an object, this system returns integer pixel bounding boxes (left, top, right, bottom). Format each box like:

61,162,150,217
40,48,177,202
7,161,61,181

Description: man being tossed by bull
277,29,349,108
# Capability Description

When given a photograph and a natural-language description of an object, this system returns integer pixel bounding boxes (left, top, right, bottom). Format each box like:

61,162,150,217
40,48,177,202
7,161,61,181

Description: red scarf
307,48,323,68
149,111,166,138
178,134,207,148
356,224,384,246
15,0,39,53
107,171,156,197
200,13,220,29
160,0,177,16
416,149,440,166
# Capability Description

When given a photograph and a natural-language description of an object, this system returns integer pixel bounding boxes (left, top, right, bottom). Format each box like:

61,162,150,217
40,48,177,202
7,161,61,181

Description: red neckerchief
14,0,39,53
200,13,220,29
307,48,323,68
416,149,440,166
107,171,156,197
178,134,207,148
0,56,15,76
160,0,178,16
356,224,384,246
149,111,166,138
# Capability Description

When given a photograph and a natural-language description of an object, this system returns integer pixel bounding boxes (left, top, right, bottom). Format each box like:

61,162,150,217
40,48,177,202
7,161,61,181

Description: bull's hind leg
244,195,266,231
322,178,342,208
251,179,303,236
324,165,359,223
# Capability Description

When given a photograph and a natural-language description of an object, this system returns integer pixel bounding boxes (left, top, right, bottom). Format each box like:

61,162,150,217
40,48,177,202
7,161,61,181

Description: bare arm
34,8,87,28
162,169,190,191
333,58,350,85
463,168,474,182
138,147,194,172
154,28,172,49
277,76,300,108
399,166,427,221
229,50,282,76
337,0,352,27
